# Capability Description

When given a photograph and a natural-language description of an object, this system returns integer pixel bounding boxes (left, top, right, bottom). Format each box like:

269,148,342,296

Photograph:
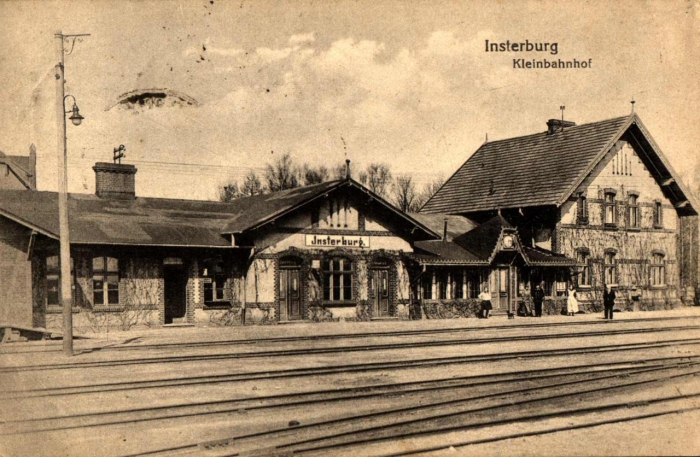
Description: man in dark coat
603,285,616,320
533,282,545,317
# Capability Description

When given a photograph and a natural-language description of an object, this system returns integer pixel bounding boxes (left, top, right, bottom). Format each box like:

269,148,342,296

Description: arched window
650,252,665,286
604,190,617,226
653,201,663,228
576,193,588,225
323,257,353,302
627,193,639,228
93,256,119,305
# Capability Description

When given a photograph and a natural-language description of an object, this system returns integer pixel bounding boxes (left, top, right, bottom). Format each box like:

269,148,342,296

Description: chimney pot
345,159,351,180
93,162,137,199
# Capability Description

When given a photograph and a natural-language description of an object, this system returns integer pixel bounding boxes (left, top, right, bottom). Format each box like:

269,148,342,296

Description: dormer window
604,190,617,226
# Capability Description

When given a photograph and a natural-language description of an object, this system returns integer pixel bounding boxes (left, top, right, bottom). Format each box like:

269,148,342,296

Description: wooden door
279,268,302,321
489,268,510,311
371,269,390,317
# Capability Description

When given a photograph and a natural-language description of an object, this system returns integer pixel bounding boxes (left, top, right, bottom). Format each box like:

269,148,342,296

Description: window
466,271,481,299
576,193,588,225
47,255,75,306
46,255,60,306
422,271,433,300
604,191,617,226
93,256,119,305
201,262,227,303
627,194,639,228
650,253,665,286
653,201,663,228
438,271,449,300
453,271,464,299
604,251,617,285
577,249,591,287
323,258,353,302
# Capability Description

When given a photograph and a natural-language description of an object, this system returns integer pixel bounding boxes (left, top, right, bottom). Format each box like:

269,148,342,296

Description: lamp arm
63,94,77,113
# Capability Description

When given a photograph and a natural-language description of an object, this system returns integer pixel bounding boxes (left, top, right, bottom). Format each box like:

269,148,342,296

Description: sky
0,0,698,201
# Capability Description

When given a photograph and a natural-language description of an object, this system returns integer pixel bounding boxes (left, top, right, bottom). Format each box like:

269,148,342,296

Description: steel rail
5,338,700,399
4,324,699,373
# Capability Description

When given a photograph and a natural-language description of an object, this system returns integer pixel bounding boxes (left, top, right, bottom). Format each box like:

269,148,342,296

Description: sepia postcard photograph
0,0,699,456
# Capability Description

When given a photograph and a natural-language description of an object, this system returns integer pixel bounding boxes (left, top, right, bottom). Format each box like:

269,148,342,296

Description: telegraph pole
55,30,89,356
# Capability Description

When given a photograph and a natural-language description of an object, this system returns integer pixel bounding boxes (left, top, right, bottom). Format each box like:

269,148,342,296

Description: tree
359,163,392,198
240,170,265,197
393,175,420,212
265,153,300,192
331,163,349,180
302,164,329,185
415,176,445,210
219,182,241,202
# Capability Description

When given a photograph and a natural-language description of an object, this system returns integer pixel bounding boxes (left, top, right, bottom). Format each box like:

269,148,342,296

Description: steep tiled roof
421,116,631,214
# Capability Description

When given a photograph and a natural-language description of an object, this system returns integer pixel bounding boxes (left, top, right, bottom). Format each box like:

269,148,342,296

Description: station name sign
305,234,370,248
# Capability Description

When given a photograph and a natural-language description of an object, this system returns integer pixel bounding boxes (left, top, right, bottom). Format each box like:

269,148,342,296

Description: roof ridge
482,114,631,146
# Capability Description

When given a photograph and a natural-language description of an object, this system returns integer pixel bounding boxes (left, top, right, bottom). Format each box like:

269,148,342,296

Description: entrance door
371,268,390,317
278,268,302,321
164,265,187,324
489,267,510,312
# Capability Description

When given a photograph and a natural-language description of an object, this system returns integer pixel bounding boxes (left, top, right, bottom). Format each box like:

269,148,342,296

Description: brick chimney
93,162,137,199
547,119,576,134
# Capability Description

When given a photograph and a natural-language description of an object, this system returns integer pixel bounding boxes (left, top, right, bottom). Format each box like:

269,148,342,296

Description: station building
421,114,699,313
0,113,696,330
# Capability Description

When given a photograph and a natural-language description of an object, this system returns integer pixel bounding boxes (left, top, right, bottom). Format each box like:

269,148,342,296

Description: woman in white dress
566,284,579,316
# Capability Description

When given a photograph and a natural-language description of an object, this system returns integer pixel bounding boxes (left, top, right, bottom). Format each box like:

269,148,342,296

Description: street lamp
65,96,84,126
55,30,89,356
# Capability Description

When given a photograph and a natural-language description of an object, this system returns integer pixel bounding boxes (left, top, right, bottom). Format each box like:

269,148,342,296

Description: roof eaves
71,241,239,249
0,207,57,239
631,116,700,213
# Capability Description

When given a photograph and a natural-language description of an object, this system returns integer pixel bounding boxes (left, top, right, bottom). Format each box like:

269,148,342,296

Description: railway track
5,337,700,399
3,315,698,356
123,359,700,456
3,323,699,374
4,356,697,435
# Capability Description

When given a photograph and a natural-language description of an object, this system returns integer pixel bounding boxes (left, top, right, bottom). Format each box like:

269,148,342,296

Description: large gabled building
421,114,699,309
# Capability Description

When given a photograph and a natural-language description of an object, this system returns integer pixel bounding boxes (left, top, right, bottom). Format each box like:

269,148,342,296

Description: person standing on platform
533,282,545,317
478,285,493,319
604,285,616,320
566,283,579,316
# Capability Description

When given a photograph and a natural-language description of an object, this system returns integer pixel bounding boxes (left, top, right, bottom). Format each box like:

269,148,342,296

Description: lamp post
55,30,89,356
